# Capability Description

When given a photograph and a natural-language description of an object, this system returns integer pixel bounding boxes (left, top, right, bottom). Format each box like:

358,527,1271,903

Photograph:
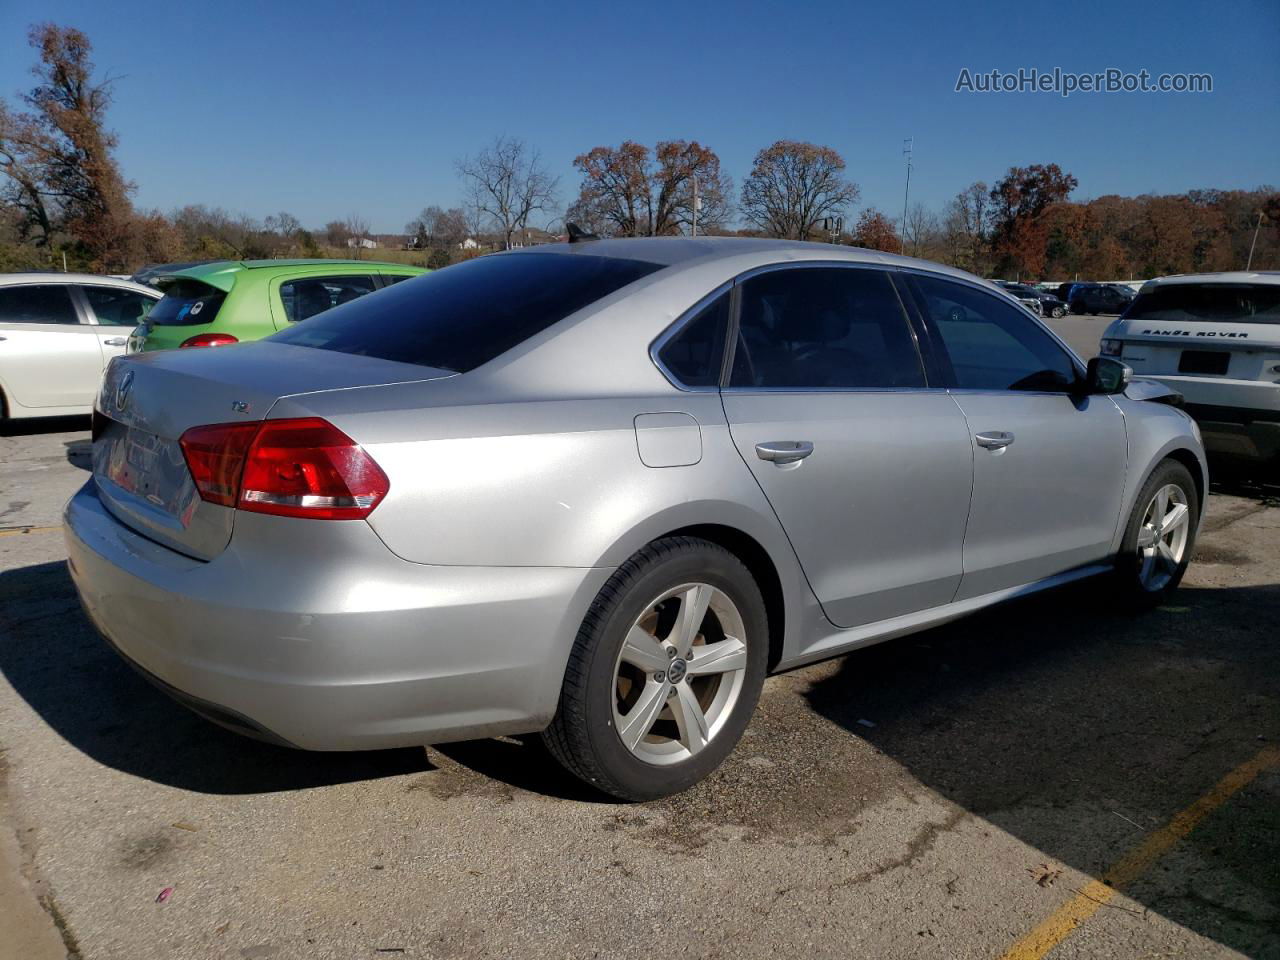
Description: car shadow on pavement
0,414,91,437
801,580,1279,959
64,439,92,471
0,561,432,794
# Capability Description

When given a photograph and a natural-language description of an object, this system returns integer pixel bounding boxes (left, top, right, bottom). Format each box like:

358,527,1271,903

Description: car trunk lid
92,341,455,560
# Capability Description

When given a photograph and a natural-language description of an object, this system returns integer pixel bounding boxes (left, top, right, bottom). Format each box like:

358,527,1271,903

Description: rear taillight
180,333,239,348
179,418,389,520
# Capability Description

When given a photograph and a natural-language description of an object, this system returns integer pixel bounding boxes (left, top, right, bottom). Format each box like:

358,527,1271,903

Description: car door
904,272,1128,600
719,264,974,629
77,284,159,366
0,283,104,411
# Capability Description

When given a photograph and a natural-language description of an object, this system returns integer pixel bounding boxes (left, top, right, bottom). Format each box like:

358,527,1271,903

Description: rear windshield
269,252,664,372
150,279,227,327
1125,283,1280,324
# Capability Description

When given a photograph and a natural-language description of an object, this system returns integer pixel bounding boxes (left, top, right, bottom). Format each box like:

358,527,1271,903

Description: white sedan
0,273,160,419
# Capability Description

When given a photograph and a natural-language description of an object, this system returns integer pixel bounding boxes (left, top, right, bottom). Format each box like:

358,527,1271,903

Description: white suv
1100,272,1280,464
0,274,160,419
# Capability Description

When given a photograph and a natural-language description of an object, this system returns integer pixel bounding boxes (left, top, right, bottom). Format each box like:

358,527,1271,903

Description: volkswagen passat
65,238,1206,800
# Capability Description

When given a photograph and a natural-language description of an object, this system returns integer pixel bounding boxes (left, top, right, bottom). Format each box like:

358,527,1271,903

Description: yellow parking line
999,745,1280,960
0,525,62,538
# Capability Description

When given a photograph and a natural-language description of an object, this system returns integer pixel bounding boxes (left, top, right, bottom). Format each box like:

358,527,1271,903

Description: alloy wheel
611,582,748,765
1136,484,1191,591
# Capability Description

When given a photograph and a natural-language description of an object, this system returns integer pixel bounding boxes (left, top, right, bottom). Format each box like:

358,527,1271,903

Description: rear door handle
102,337,127,346
975,431,1015,450
755,440,814,464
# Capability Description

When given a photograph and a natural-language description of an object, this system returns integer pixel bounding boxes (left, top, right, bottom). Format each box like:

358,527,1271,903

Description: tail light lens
180,333,239,348
179,418,389,520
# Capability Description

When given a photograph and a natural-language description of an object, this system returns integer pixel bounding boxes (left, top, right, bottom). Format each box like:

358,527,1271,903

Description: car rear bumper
64,479,611,749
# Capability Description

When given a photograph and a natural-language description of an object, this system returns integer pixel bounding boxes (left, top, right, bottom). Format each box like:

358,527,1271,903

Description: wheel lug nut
667,647,677,659
654,671,665,683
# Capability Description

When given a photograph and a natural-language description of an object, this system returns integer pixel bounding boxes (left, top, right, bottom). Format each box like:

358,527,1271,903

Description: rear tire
1111,459,1199,610
543,536,768,801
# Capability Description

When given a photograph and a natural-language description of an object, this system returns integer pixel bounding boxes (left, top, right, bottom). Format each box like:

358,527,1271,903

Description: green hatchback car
128,259,426,353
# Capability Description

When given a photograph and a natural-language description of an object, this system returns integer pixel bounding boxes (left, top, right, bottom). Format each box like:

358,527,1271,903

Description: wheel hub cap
667,658,687,683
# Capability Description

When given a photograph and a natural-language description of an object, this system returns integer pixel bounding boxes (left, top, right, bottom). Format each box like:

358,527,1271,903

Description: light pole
1246,210,1264,270
900,137,913,254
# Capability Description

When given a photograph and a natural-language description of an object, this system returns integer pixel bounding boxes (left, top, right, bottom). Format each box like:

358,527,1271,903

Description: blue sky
1,0,1276,233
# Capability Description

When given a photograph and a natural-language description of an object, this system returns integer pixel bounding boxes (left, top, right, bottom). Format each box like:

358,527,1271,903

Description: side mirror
1085,356,1132,395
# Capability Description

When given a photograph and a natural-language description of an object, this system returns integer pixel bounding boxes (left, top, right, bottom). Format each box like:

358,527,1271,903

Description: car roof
0,272,159,294
1141,271,1280,289
151,259,425,292
503,235,987,283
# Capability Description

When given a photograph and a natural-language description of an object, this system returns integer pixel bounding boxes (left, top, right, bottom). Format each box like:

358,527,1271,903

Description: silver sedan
64,238,1206,800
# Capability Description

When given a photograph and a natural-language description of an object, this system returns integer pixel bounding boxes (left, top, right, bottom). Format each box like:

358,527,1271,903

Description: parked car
994,282,1043,315
1101,272,1280,464
128,259,426,352
1001,282,1068,318
67,238,1206,800
1070,283,1134,315
0,273,160,419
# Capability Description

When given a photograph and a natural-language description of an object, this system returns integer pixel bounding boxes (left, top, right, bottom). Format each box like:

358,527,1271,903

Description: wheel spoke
1160,502,1189,535
1157,540,1178,570
1153,488,1169,521
686,636,747,677
670,681,710,755
617,682,668,751
1136,526,1157,549
1139,550,1157,585
672,584,712,657
620,626,670,674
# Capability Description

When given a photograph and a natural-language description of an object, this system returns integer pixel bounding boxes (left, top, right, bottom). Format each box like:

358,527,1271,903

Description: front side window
912,274,1077,392
729,267,925,390
657,292,729,387
271,253,664,373
81,286,156,326
0,284,80,325
280,275,377,323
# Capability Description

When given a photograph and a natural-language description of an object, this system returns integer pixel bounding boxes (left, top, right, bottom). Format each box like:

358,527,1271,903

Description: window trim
649,280,735,393
897,267,1086,395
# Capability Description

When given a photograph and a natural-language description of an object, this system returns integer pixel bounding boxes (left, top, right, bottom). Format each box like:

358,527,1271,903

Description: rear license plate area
1178,350,1229,375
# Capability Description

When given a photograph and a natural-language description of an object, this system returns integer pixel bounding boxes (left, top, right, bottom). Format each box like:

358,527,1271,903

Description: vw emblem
114,369,135,411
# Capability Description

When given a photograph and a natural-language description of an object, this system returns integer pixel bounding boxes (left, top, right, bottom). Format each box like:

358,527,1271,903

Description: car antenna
566,222,598,244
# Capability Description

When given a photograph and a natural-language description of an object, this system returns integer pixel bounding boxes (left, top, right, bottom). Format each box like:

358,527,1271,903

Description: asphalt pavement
1,325,1276,959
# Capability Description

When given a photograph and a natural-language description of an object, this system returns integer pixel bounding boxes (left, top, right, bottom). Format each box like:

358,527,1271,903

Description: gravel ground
1,346,1276,960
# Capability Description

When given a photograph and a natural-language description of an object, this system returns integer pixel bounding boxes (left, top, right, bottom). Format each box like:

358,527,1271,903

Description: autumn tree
850,209,901,253
570,139,731,237
456,136,558,250
407,205,467,248
987,164,1078,277
740,140,860,240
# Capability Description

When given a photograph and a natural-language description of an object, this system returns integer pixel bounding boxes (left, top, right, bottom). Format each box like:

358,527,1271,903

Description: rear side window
657,293,729,387
1125,283,1280,324
0,284,80,325
280,275,377,323
150,279,227,327
912,274,1076,392
728,267,925,389
81,286,156,326
271,253,664,372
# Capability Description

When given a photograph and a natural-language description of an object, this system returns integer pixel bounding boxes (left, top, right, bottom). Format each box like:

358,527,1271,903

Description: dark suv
1070,283,1134,316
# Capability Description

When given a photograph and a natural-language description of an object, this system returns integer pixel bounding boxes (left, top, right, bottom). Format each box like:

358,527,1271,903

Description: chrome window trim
648,280,735,393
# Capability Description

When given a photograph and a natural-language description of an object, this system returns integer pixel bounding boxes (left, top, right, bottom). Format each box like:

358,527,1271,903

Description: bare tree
344,212,370,257
902,203,939,258
456,136,558,249
942,181,990,272
740,140,860,239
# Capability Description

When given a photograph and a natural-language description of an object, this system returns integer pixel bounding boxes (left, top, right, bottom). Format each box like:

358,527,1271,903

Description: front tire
543,536,768,801
1051,306,1066,319
1112,459,1199,608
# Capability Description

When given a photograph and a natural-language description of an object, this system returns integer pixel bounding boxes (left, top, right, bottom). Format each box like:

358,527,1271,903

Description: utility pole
1246,210,1264,270
900,137,913,254
692,174,699,237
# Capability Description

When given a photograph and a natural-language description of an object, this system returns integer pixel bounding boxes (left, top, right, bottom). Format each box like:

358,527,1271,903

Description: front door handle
755,440,814,464
102,337,127,346
975,431,1015,450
